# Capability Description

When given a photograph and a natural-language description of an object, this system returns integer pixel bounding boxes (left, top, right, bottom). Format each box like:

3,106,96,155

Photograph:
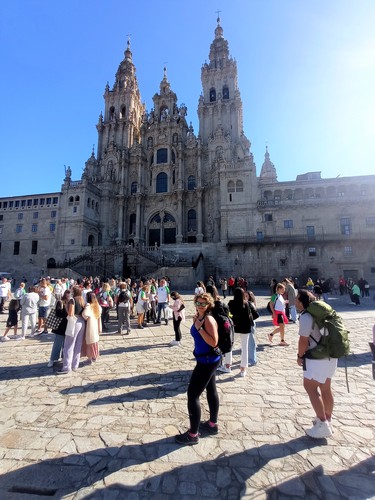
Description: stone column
196,188,203,243
134,193,141,245
116,194,125,243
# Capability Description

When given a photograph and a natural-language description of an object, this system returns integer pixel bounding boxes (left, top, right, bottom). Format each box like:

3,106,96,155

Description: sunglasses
195,301,209,307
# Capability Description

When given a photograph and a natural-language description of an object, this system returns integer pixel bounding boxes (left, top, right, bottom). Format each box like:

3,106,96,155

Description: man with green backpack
295,290,350,439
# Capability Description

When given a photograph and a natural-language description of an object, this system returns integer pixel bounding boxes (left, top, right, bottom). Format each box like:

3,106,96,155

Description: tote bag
46,307,63,330
65,316,77,337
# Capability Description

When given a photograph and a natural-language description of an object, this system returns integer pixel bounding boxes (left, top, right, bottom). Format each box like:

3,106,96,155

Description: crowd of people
0,272,367,443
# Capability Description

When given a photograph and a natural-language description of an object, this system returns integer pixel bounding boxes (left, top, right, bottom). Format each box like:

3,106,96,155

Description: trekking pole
369,342,375,380
344,357,350,393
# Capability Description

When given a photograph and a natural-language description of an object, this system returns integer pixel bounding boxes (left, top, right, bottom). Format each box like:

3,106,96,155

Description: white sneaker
313,417,334,434
305,419,332,439
217,365,231,373
240,370,247,377
169,340,179,346
1,336,11,342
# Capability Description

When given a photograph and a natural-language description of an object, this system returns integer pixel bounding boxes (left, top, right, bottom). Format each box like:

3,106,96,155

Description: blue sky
1,0,374,197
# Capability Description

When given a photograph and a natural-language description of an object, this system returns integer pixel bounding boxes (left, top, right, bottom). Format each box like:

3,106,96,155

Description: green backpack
305,301,350,359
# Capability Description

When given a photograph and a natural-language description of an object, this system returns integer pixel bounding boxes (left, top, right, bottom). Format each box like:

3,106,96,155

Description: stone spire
259,146,278,183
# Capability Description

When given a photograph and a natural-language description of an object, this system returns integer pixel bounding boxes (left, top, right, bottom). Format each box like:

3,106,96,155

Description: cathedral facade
1,20,375,286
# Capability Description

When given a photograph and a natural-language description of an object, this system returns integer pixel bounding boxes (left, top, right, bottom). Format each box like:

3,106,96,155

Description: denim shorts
39,306,49,318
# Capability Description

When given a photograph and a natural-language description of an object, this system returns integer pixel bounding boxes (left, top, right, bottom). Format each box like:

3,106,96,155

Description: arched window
87,197,91,208
223,86,229,100
210,88,216,102
227,181,235,193
150,214,161,224
109,106,115,120
163,213,175,224
88,235,95,247
69,196,74,203
147,136,153,148
131,181,138,195
75,195,80,202
129,214,136,235
172,150,176,164
236,180,244,192
120,105,126,119
156,172,168,193
188,175,196,191
92,200,95,208
188,209,197,232
157,148,168,164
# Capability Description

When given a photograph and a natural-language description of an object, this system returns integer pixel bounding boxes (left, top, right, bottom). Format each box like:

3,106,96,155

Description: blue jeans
248,327,257,365
289,305,297,322
50,334,64,361
157,302,168,322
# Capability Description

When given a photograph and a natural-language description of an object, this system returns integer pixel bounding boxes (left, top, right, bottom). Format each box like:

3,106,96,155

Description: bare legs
303,377,334,421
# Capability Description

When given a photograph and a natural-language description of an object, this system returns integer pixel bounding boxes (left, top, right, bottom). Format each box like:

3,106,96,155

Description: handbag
166,306,174,320
46,307,63,330
65,315,77,337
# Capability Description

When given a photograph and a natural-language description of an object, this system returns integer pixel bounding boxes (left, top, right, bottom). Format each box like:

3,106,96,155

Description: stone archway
148,211,176,246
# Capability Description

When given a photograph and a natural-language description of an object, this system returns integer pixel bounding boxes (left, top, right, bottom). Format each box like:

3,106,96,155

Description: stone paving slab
0,289,374,498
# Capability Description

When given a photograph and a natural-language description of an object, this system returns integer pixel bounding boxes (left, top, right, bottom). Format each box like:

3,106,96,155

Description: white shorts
304,358,338,384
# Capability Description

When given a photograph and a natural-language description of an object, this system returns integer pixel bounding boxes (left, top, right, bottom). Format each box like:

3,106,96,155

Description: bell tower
198,17,244,146
96,38,145,161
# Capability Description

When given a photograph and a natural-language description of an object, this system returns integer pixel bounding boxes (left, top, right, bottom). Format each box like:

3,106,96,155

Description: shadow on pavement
0,436,373,498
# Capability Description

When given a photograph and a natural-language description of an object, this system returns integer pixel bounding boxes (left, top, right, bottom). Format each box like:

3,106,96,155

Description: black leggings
172,316,182,341
187,360,220,434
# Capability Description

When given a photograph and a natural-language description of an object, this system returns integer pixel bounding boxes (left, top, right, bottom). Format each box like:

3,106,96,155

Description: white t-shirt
157,286,169,303
0,281,11,298
39,286,52,307
274,294,285,313
298,311,322,349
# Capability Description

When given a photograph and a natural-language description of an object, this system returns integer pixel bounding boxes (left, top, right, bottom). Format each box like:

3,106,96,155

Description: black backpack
212,301,235,355
118,291,130,304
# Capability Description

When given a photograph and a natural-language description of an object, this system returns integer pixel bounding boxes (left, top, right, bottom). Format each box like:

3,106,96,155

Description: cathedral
1,19,375,286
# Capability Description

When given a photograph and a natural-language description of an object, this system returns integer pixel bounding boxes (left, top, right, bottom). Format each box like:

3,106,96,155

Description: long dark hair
297,289,316,309
232,287,245,308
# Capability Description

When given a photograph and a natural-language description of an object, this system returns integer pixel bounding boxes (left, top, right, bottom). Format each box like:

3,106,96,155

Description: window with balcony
284,220,293,229
306,226,315,239
340,217,351,235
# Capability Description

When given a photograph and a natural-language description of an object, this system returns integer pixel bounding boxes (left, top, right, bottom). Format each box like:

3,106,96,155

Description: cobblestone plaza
0,290,374,498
